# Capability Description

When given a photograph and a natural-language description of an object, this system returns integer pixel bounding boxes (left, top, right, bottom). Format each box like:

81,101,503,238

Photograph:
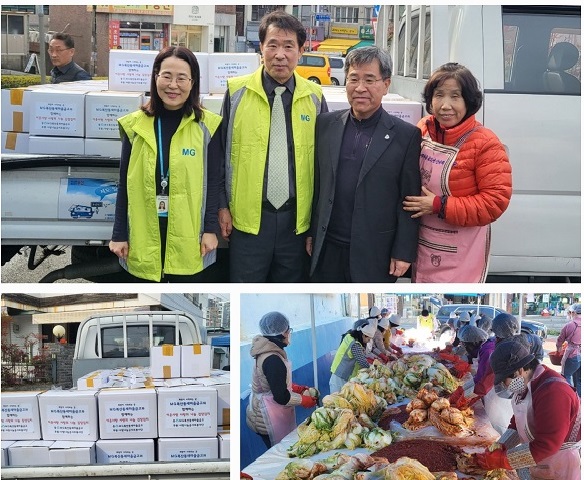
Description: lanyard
157,117,169,194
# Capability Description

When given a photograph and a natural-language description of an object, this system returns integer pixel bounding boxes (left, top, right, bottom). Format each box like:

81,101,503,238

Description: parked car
328,56,346,85
435,304,547,339
296,53,332,85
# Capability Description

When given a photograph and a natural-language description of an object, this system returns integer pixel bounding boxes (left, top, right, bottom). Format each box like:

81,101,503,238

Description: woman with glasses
109,46,223,282
246,312,318,450
403,62,512,283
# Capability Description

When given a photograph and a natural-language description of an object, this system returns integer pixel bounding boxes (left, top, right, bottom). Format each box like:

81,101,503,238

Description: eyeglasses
47,47,72,54
346,76,385,87
287,328,293,334
156,73,192,87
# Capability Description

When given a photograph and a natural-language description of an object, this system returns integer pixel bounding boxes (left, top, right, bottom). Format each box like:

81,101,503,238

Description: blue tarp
211,335,230,347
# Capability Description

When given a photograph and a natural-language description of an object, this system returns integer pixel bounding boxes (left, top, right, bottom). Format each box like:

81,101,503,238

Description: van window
329,58,344,69
299,55,326,67
100,325,178,358
503,6,581,94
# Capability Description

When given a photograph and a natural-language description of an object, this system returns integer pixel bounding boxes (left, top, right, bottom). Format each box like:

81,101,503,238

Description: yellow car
295,53,332,85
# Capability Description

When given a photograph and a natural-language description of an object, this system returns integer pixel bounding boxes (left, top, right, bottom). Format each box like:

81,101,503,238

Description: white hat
378,316,390,329
359,319,377,338
369,306,381,317
388,314,402,326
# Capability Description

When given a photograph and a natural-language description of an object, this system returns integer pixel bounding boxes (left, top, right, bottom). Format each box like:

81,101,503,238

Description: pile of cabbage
349,354,459,403
287,406,394,458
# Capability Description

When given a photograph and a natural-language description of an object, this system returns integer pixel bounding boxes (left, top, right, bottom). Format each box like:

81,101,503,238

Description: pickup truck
381,5,581,282
1,311,230,479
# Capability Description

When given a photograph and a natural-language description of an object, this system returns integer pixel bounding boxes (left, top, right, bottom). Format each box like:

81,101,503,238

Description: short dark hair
422,62,483,119
51,32,74,49
259,10,306,47
142,46,203,121
344,46,393,79
421,309,429,316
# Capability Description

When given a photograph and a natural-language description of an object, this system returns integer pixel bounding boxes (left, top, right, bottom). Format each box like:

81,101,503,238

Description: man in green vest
219,10,328,282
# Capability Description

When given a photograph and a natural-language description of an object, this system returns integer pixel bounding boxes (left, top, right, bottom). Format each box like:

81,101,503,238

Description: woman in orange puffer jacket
403,62,512,283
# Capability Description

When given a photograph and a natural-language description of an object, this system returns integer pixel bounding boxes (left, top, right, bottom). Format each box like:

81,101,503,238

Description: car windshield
437,305,458,316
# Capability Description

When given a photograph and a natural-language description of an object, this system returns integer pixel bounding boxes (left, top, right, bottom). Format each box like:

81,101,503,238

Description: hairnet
359,319,377,338
388,313,402,326
378,316,389,329
476,314,493,333
458,311,471,324
381,308,389,316
492,313,520,339
571,303,581,315
369,306,381,317
259,311,290,336
517,333,545,361
458,325,489,343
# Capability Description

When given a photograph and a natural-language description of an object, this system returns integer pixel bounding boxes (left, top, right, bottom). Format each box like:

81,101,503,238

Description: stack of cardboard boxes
1,344,230,467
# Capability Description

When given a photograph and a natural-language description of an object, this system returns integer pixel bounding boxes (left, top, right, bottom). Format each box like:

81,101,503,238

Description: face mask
507,374,527,395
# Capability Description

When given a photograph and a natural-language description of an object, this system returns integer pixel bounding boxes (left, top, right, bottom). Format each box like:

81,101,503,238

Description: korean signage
173,5,214,26
91,5,173,15
331,26,358,35
109,20,120,49
360,25,374,40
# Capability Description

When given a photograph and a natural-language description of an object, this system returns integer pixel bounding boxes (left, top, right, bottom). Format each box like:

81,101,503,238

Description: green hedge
1,75,108,89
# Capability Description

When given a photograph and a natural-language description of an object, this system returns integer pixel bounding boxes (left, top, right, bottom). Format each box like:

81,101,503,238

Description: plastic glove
449,386,465,404
394,346,404,356
366,357,375,365
475,447,512,470
379,353,390,363
291,383,309,394
300,395,317,408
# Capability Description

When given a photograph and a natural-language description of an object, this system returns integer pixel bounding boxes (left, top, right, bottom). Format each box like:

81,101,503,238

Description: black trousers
229,204,308,283
310,237,352,283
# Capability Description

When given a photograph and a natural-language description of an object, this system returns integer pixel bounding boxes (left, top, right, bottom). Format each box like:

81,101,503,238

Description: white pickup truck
381,4,581,281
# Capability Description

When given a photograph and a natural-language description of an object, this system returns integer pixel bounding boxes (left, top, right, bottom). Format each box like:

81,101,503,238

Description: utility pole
90,5,97,77
36,5,47,84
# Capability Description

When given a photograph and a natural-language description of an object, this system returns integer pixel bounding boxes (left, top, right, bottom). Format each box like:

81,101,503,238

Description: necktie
267,86,289,209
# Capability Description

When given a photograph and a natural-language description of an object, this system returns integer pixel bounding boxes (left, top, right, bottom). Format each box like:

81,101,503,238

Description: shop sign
173,5,214,26
331,26,358,35
91,5,173,15
360,25,374,40
109,20,120,49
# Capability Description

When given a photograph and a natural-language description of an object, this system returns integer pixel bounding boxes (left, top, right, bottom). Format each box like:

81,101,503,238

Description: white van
328,56,346,86
72,311,205,383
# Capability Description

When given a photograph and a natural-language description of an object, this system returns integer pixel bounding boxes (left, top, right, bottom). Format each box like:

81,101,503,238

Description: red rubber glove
475,448,512,470
291,383,308,394
393,346,403,356
379,353,390,363
366,357,375,365
449,386,465,404
467,395,482,407
300,395,317,408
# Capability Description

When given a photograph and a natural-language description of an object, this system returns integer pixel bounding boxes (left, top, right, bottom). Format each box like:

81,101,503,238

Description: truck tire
1,245,23,266
71,246,115,265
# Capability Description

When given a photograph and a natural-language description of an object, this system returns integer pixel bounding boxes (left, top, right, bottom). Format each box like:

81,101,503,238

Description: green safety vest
225,68,323,235
118,109,221,281
330,333,362,381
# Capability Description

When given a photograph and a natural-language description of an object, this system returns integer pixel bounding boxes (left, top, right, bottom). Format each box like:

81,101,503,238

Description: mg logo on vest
300,114,311,122
182,148,196,156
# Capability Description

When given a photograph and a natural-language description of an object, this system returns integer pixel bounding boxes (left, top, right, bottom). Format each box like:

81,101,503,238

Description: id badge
157,195,169,217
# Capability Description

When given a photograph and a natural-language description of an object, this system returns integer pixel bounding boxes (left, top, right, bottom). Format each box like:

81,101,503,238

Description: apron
561,321,581,371
256,356,297,445
413,130,490,283
483,386,514,435
512,365,581,479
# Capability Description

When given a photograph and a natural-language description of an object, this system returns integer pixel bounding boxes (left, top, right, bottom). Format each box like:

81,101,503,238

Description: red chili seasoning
374,439,462,472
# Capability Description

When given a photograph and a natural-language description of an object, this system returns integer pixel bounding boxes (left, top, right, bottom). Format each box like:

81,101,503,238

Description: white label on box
45,403,92,437
33,102,79,135
104,449,148,462
169,448,212,460
88,103,132,134
113,59,154,88
58,177,117,221
103,400,152,435
1,402,36,434
164,396,213,430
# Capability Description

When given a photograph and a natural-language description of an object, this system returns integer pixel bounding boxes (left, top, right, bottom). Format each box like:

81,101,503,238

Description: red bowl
548,351,563,366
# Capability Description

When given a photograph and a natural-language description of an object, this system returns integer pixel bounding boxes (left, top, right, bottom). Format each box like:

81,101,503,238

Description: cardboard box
214,384,230,427
208,53,261,94
200,93,223,115
218,429,230,459
180,344,211,378
2,131,29,154
49,440,96,465
1,391,43,440
38,390,99,441
1,441,15,467
85,91,143,138
157,385,217,438
97,387,158,439
96,439,155,464
151,344,181,379
84,138,122,157
29,89,87,137
108,50,159,92
157,437,218,461
29,135,85,155
77,370,111,390
1,87,32,132
8,440,54,467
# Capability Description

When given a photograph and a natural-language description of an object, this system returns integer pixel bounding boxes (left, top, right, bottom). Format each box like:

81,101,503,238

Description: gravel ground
1,246,91,283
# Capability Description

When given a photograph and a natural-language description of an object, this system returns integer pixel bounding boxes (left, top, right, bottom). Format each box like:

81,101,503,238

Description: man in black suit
306,46,421,283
